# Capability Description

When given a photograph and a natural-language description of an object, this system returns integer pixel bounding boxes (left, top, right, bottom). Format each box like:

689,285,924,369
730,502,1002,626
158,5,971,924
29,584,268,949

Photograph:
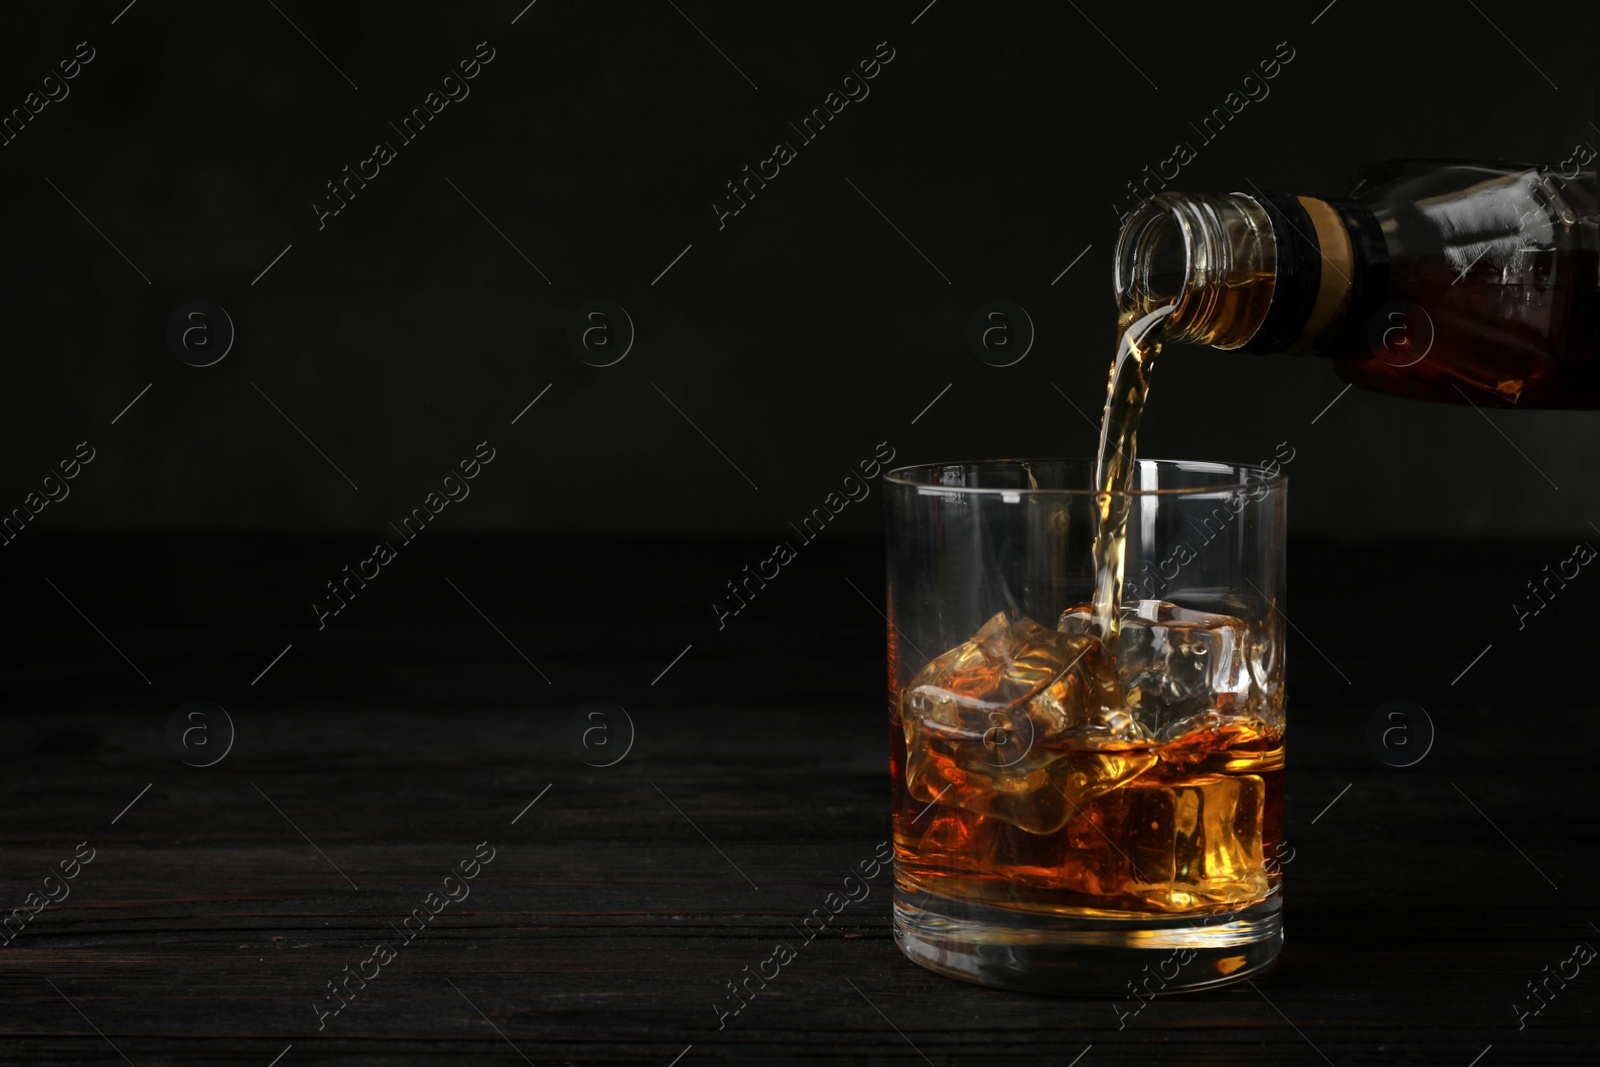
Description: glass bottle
1114,159,1600,408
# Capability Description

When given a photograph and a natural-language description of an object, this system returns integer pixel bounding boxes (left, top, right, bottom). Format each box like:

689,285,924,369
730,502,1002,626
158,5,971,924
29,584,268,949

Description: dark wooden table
2,534,1594,1065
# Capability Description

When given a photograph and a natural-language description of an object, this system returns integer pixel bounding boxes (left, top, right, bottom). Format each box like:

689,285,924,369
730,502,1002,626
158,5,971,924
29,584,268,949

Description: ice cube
937,763,1269,909
901,611,1155,834
1060,600,1255,739
1120,772,1268,911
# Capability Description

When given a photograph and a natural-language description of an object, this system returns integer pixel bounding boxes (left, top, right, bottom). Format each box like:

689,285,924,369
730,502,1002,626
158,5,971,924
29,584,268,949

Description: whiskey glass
885,458,1287,994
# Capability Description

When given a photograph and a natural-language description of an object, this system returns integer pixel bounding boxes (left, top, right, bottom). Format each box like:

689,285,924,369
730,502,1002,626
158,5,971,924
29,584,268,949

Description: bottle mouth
1114,197,1190,314
1113,192,1276,349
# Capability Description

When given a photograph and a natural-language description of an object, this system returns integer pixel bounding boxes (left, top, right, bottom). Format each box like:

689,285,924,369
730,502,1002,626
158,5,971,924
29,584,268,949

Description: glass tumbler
884,459,1287,995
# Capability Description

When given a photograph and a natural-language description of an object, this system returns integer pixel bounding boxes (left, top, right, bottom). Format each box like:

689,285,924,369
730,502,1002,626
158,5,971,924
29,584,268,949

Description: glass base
893,886,1282,996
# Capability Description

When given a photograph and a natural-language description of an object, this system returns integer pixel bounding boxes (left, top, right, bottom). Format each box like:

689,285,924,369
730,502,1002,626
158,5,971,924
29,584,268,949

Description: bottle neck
1115,191,1383,354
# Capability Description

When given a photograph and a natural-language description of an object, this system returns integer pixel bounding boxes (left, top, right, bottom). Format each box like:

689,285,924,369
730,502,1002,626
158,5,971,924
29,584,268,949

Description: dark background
0,0,1596,544
2,4,1600,1065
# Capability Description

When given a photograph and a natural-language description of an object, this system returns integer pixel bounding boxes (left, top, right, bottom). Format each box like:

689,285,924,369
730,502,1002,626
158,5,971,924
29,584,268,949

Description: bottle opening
1114,201,1190,312
1113,192,1277,349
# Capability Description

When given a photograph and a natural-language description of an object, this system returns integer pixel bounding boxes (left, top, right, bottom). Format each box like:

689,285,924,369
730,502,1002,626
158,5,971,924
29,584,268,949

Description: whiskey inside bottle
1336,161,1599,407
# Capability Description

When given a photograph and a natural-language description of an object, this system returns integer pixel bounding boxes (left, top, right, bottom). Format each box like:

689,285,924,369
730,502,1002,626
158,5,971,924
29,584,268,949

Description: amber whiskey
890,608,1283,918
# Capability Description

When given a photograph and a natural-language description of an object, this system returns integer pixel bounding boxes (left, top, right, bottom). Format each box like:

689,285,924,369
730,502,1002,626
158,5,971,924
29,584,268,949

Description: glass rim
883,457,1287,497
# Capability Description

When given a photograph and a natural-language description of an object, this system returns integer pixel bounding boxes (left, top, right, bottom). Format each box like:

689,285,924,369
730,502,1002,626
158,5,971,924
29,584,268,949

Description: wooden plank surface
0,534,1594,1065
